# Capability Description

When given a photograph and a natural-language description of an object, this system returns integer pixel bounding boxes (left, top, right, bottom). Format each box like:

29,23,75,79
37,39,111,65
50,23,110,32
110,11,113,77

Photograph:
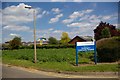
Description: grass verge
2,49,118,72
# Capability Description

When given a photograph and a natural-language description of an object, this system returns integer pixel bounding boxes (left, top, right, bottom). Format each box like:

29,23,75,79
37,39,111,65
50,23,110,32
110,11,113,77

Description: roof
80,36,93,41
68,36,93,43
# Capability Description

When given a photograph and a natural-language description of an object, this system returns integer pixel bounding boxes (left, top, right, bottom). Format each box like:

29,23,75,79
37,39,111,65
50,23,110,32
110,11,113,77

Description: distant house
36,41,48,45
37,38,48,45
68,36,93,45
21,40,49,46
22,42,27,46
5,41,10,45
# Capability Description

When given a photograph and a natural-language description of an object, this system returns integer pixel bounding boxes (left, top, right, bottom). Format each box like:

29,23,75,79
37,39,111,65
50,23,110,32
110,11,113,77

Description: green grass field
2,49,118,72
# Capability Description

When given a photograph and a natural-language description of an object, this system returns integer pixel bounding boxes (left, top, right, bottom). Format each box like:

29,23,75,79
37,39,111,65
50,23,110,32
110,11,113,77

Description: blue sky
2,2,118,42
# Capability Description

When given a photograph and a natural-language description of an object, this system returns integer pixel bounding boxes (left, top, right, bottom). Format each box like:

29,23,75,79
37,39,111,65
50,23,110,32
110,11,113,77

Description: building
68,36,93,45
22,41,49,46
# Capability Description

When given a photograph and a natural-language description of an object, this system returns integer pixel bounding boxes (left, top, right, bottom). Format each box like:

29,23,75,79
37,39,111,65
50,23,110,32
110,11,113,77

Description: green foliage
3,49,118,72
101,27,111,38
60,32,70,44
48,37,58,44
96,37,120,62
2,49,93,64
36,44,75,49
3,44,75,50
2,49,75,63
117,28,120,32
9,36,22,49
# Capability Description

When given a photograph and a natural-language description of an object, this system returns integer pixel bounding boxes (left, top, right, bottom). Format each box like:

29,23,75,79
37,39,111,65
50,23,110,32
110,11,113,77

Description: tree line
3,32,71,50
3,21,120,50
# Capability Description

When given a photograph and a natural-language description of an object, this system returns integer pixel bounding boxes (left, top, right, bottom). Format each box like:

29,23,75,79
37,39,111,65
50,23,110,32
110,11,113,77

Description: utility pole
33,9,37,63
25,6,37,63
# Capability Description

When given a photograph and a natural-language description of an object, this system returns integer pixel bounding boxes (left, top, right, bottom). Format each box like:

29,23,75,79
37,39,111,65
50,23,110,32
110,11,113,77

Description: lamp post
25,6,37,63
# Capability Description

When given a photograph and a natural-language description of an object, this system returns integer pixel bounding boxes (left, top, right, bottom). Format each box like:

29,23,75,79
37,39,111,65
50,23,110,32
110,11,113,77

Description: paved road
2,65,56,78
2,64,118,79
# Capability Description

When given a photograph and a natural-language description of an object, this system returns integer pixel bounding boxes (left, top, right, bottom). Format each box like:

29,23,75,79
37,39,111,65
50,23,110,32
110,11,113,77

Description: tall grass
2,49,118,72
2,49,93,63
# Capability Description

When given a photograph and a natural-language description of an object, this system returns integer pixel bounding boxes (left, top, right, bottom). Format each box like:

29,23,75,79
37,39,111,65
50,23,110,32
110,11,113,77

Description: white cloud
3,3,34,25
53,30,63,33
49,18,58,23
67,14,116,28
102,15,111,20
56,14,63,17
3,25,30,31
37,10,49,18
49,13,63,23
52,8,61,14
84,9,93,13
3,15,33,25
69,9,93,19
69,11,83,19
73,0,83,2
9,33,19,37
2,3,43,25
51,0,66,2
2,3,49,32
62,18,74,24
62,9,94,24
48,28,54,31
79,15,90,21
65,13,118,38
67,22,91,27
35,28,63,40
67,22,99,38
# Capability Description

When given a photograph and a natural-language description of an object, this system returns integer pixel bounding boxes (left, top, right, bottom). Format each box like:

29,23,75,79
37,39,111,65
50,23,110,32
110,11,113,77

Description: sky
1,2,119,43
1,0,120,2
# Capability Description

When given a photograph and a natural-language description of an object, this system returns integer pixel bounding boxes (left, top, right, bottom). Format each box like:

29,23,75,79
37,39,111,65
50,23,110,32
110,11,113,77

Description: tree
94,21,120,40
48,37,58,44
9,36,22,49
117,28,120,32
101,27,111,38
60,32,70,44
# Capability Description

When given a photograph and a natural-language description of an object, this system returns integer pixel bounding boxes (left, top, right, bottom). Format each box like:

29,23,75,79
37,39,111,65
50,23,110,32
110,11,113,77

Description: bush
9,37,22,50
2,43,75,50
96,37,120,62
36,44,75,49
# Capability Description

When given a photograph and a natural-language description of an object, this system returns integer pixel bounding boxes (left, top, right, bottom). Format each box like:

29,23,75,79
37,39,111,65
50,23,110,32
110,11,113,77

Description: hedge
96,37,120,62
2,44,75,50
36,44,75,49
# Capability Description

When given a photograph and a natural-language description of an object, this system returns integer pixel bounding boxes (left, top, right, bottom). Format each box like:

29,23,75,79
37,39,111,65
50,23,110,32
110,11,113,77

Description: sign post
76,41,97,66
75,43,78,66
94,41,97,64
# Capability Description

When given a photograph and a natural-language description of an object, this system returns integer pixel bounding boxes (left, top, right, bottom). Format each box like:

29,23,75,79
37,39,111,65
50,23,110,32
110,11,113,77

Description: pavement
1,64,119,79
2,65,55,78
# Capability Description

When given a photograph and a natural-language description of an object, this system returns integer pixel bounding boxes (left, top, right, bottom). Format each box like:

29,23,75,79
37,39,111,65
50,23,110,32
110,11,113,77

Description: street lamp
25,6,37,63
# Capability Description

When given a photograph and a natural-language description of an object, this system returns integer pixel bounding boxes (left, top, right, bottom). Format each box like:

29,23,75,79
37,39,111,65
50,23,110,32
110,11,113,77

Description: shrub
48,37,58,44
96,37,120,62
36,44,75,49
9,37,22,50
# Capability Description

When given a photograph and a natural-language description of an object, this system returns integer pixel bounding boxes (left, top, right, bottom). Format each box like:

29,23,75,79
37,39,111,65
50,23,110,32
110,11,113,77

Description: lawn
2,49,118,72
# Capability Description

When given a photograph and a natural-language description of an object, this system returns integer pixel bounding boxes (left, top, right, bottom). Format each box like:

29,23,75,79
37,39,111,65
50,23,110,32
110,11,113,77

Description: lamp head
25,6,32,9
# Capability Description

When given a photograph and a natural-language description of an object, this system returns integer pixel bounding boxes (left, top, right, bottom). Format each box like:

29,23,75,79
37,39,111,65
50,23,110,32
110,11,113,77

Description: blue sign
76,41,97,66
76,42,95,52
